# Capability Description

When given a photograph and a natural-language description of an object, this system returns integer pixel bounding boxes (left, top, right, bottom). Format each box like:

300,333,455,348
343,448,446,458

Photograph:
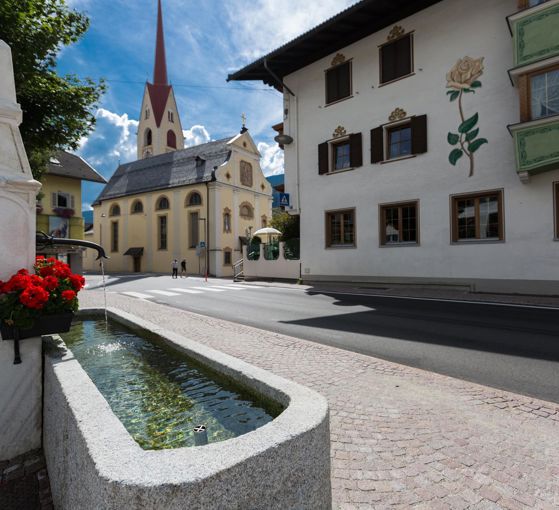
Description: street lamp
199,217,208,282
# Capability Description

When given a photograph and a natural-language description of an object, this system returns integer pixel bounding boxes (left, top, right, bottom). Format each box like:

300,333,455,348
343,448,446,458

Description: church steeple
153,0,168,86
137,0,184,160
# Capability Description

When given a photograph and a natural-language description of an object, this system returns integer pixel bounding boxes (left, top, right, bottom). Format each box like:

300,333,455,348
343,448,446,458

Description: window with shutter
325,61,352,104
371,115,427,163
319,134,363,174
371,127,384,164
380,34,413,85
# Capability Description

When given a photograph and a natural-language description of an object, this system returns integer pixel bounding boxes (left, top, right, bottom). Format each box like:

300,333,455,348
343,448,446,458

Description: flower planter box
1,313,74,340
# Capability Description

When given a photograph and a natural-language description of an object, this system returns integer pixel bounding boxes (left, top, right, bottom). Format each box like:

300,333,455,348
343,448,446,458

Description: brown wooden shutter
370,127,384,163
318,142,329,174
52,192,57,208
349,133,362,168
411,115,428,155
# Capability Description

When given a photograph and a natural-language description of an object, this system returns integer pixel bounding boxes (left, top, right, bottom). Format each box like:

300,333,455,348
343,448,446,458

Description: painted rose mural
446,57,488,177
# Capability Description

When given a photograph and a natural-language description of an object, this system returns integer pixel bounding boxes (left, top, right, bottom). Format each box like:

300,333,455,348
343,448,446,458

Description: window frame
131,200,144,215
186,191,203,207
386,124,413,161
325,59,353,106
110,220,119,253
223,208,232,233
239,202,254,219
379,32,414,86
53,191,72,209
223,248,232,266
157,214,168,251
325,208,356,249
379,200,420,247
109,203,121,217
189,211,199,249
526,63,559,121
331,139,352,171
450,189,505,243
156,196,170,211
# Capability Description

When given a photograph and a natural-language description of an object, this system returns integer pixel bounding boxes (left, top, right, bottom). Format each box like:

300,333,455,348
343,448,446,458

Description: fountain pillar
0,40,43,461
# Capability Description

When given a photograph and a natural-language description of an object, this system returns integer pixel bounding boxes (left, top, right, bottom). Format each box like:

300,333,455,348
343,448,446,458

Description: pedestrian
180,259,187,278
171,259,178,279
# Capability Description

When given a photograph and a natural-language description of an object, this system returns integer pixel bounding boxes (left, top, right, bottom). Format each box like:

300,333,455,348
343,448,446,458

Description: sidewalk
82,291,559,509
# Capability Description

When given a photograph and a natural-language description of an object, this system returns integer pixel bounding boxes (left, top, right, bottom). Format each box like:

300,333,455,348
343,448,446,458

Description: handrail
233,259,244,281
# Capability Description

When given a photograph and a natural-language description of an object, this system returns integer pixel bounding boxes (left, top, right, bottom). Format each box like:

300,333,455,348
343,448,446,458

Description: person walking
180,259,187,278
171,259,178,279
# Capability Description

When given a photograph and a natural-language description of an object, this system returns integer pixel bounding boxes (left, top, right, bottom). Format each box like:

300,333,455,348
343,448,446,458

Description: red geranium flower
54,264,71,279
61,290,76,302
68,274,85,291
19,285,49,310
42,275,59,291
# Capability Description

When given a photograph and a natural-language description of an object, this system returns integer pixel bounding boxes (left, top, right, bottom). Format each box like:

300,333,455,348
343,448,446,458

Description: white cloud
83,202,93,211
95,108,138,163
257,141,284,176
183,125,211,147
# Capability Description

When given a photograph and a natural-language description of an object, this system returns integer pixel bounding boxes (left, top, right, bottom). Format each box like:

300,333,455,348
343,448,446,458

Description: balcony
508,0,559,69
509,114,559,181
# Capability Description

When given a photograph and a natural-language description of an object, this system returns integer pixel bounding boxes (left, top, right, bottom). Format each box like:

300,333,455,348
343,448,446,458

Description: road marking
169,288,203,294
121,291,153,299
209,285,246,290
148,290,181,297
192,287,225,292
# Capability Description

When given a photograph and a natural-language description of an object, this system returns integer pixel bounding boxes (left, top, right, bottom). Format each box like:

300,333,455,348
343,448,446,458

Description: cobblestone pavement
83,291,559,509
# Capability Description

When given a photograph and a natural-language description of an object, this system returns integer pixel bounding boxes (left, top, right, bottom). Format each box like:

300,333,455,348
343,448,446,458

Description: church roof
227,0,442,89
93,138,233,205
47,151,107,184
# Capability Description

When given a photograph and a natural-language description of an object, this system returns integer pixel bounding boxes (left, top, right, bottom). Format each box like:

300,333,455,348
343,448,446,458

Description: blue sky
59,0,358,208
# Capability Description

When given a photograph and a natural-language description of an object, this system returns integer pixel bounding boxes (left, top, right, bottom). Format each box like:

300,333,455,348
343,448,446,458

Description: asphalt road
85,274,559,403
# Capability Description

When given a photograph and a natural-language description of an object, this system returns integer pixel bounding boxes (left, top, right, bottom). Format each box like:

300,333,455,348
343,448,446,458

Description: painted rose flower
446,57,484,90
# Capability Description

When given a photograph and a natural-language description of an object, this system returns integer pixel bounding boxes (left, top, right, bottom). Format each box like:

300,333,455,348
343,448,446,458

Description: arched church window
186,192,202,207
167,130,177,149
131,200,144,214
145,128,152,146
156,196,170,210
239,202,254,219
109,204,120,217
223,209,231,233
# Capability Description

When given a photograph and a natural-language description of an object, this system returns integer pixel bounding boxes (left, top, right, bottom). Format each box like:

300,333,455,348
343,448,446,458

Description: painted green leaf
470,81,482,88
466,129,479,142
447,132,460,145
447,90,460,102
449,148,464,166
458,113,479,134
463,89,475,94
468,138,488,153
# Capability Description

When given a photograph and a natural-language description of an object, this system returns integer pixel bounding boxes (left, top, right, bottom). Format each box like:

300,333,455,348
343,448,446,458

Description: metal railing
233,258,244,281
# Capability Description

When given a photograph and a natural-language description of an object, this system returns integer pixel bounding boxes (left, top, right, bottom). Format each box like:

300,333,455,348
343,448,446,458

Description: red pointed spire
153,0,168,85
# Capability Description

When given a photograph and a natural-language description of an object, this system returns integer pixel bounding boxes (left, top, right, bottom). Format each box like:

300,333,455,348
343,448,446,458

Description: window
223,249,232,266
380,202,419,245
451,190,504,242
318,133,362,174
371,115,427,163
380,33,413,85
131,200,144,214
158,215,167,250
51,192,74,209
530,68,559,120
167,130,177,148
189,212,199,248
223,209,231,233
240,161,253,187
156,196,170,210
239,202,254,219
187,192,202,207
168,111,174,123
555,182,559,239
109,204,120,217
326,61,351,104
387,125,412,159
144,128,152,146
261,215,267,228
326,209,355,248
145,108,150,120
111,221,119,252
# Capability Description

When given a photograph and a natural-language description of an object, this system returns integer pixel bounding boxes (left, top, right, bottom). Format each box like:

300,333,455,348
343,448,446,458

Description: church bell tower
137,0,184,159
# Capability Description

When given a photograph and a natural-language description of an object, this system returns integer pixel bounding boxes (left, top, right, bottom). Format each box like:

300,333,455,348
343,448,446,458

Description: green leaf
449,149,464,166
468,138,488,153
466,129,479,142
470,81,482,88
458,113,479,134
463,89,475,94
447,132,460,145
447,90,460,102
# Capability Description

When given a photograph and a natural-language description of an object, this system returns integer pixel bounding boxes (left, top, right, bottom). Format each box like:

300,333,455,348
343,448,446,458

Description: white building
229,0,559,294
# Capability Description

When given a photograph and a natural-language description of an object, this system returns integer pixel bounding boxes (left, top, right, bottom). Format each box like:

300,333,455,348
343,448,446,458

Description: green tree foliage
0,0,105,181
271,211,300,241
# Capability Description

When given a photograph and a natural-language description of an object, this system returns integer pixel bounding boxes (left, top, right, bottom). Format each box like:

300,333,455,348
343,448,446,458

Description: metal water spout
35,231,109,260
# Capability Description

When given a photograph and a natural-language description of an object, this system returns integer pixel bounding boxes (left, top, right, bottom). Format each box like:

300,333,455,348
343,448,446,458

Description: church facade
84,0,272,276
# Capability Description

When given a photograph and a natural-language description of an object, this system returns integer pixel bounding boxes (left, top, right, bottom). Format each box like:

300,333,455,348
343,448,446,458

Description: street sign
279,193,290,207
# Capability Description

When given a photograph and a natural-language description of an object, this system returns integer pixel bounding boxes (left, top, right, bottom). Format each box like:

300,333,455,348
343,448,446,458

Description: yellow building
85,0,272,277
36,151,107,271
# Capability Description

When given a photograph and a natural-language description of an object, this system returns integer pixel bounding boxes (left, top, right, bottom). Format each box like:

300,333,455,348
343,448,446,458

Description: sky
58,0,360,209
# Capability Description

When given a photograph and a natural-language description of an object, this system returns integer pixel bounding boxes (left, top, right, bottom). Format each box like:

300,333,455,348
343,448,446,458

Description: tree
0,0,105,181
271,211,299,241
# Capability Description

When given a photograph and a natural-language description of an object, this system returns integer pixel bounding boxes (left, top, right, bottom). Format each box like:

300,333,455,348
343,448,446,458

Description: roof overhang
227,0,443,90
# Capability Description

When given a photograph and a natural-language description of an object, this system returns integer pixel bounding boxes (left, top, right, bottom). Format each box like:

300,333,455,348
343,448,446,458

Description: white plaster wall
282,0,559,288
243,244,301,280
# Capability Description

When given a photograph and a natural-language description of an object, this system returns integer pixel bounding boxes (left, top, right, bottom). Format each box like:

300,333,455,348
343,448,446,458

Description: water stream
99,260,108,325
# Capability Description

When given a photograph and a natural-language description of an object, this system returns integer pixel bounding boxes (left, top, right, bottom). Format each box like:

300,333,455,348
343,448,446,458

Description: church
85,0,272,277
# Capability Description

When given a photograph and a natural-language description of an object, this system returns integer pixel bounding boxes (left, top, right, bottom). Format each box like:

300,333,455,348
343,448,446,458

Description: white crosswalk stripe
121,291,153,299
209,285,246,290
148,290,181,296
191,286,225,292
169,288,203,294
